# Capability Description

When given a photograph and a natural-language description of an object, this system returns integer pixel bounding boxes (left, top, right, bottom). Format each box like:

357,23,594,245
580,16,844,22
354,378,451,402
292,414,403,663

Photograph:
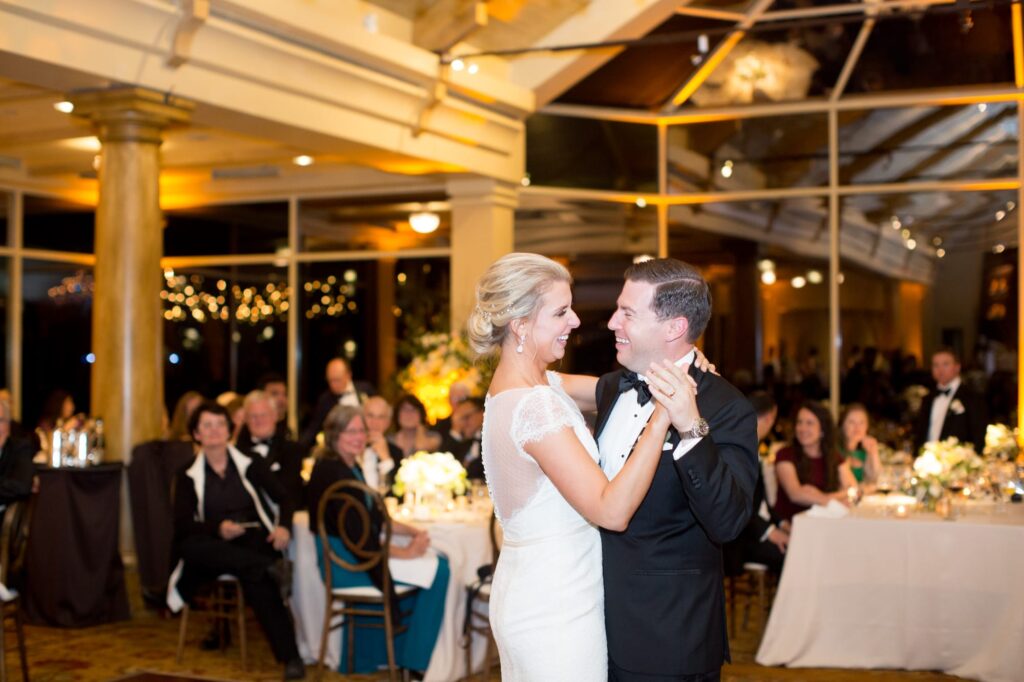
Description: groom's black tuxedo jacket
596,364,758,678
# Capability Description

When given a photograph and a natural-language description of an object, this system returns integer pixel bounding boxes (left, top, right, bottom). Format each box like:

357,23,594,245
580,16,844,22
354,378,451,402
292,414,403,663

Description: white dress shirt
599,350,702,480
337,382,362,408
927,376,961,443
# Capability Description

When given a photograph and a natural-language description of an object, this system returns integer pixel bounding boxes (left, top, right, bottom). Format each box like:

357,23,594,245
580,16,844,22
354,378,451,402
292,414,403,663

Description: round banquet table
756,500,1024,682
289,508,494,681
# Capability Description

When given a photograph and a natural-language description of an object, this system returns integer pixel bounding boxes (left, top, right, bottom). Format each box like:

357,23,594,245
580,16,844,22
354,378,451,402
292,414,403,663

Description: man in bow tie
594,258,758,682
238,391,305,509
299,357,375,451
912,347,987,454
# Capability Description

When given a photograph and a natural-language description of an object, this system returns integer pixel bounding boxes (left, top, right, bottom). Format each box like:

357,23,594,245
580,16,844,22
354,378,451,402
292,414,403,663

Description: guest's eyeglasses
342,428,368,436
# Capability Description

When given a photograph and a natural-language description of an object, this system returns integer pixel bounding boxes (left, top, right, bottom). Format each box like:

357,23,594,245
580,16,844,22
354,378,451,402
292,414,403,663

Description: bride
467,253,695,681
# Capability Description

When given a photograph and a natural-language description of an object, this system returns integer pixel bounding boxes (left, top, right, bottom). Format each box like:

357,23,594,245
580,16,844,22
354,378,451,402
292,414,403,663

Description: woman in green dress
839,403,882,484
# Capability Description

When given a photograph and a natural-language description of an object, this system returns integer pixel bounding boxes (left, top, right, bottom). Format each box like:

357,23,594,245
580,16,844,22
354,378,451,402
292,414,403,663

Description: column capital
446,176,518,210
69,86,194,144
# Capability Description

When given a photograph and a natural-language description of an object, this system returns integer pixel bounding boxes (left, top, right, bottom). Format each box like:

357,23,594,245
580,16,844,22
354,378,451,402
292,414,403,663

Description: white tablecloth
289,510,494,681
756,503,1024,682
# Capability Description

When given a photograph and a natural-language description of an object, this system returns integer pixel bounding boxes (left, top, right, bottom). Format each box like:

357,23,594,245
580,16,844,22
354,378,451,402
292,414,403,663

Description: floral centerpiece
396,331,491,424
393,450,469,508
911,437,984,509
983,423,1020,461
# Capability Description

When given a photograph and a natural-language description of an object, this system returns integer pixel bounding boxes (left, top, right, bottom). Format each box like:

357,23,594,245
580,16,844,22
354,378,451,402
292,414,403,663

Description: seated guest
236,391,305,509
725,392,788,575
388,394,441,458
773,401,856,523
37,389,75,432
0,400,34,508
299,357,375,451
225,394,246,443
362,396,403,491
307,405,449,676
839,403,882,484
167,401,304,680
432,381,471,438
441,398,484,480
167,391,204,442
257,372,291,438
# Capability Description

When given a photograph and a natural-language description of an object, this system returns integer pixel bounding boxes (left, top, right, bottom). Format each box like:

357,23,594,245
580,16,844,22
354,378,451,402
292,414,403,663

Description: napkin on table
806,499,850,519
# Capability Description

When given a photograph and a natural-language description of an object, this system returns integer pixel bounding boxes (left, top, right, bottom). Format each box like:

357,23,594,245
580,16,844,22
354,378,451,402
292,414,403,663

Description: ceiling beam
413,0,487,53
830,17,874,102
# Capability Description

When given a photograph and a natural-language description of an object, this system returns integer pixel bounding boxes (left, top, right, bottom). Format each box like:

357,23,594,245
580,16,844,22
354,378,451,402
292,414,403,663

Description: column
447,177,517,333
70,87,193,462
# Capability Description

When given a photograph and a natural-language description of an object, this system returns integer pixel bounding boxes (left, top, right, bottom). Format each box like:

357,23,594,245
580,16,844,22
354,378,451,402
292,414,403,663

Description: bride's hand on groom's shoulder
693,348,718,376
647,360,700,434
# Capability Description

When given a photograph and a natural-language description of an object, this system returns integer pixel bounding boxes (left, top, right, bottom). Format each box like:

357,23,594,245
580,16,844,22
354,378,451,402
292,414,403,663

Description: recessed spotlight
806,270,823,284
891,216,902,230
293,155,314,167
720,160,734,178
1007,201,1016,211
936,248,946,258
409,211,440,234
757,259,775,272
978,103,988,113
791,276,806,289
520,174,531,187
54,101,74,114
993,243,1006,254
901,228,911,239
467,63,479,75
635,198,647,208
995,210,1006,221
451,58,465,71
932,236,943,246
761,270,777,285
906,238,917,250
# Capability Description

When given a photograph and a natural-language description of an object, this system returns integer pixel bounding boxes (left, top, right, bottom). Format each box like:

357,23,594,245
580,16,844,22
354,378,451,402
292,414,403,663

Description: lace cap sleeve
510,386,579,451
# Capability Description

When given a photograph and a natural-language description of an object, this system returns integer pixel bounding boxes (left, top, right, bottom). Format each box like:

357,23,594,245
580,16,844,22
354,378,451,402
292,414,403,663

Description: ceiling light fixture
791,276,806,289
932,236,943,246
720,160,734,178
293,155,314,167
995,210,1006,221
451,58,465,71
977,103,988,113
906,238,917,250
467,63,479,75
936,248,946,258
757,259,775,272
993,243,1006,254
806,270,823,284
635,197,647,208
520,174,531,187
761,270,777,285
54,100,74,114
409,211,440,234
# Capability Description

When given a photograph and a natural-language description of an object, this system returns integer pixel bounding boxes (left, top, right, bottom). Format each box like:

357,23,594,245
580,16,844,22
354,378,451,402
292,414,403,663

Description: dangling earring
516,335,525,353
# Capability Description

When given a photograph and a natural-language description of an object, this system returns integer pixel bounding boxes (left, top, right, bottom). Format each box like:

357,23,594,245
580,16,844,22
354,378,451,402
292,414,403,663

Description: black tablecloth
126,440,195,602
24,464,131,627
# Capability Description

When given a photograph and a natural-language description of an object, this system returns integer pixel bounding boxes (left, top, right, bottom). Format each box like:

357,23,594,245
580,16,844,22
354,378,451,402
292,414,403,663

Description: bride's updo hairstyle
467,253,571,357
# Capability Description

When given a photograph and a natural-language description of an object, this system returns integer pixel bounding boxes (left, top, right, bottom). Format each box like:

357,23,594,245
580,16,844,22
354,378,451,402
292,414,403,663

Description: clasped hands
219,519,292,550
645,359,702,435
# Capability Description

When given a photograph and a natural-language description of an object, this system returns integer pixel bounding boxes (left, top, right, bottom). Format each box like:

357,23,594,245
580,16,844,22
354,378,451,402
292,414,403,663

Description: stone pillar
71,87,192,463
447,177,517,333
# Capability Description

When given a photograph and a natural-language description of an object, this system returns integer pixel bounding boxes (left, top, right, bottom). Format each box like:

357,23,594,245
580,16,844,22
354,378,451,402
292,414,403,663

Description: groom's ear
664,316,689,343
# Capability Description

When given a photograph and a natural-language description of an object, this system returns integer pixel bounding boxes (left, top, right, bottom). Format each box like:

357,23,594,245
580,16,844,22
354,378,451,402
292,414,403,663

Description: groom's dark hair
624,258,711,343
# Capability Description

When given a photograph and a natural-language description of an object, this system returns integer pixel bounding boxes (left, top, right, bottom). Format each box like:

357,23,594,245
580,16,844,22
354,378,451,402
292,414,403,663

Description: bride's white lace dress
482,371,606,681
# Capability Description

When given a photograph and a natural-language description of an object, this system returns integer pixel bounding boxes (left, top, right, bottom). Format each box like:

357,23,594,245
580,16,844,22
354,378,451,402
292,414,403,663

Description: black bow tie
937,387,952,397
252,438,271,448
619,371,653,406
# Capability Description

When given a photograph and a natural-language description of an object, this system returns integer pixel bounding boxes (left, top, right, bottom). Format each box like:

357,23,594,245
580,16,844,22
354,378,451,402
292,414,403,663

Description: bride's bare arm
523,406,670,531
558,374,599,412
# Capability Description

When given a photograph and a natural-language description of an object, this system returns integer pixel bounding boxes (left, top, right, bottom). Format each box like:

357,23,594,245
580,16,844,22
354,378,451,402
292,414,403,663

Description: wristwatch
682,417,710,440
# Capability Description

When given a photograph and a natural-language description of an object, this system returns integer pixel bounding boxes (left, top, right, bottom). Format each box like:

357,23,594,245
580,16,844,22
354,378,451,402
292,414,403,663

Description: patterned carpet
6,569,962,682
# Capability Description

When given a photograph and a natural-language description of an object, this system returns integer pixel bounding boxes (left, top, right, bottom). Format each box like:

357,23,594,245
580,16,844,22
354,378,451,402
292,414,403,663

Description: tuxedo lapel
594,370,624,441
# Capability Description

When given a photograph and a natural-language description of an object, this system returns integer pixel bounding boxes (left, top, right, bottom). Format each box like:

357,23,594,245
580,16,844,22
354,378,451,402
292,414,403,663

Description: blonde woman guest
470,253,688,681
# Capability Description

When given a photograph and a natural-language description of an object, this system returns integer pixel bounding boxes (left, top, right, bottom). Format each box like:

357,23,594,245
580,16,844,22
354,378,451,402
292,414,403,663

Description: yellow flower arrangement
397,332,489,424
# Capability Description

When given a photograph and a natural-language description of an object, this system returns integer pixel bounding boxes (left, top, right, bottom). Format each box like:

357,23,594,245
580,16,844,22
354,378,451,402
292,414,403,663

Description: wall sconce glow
409,211,440,234
451,58,465,71
757,259,774,272
633,254,655,264
761,270,777,285
993,243,1006,254
54,100,74,114
906,238,917,250
791,276,806,289
293,155,314,167
936,248,946,258
720,160,734,178
806,270,823,284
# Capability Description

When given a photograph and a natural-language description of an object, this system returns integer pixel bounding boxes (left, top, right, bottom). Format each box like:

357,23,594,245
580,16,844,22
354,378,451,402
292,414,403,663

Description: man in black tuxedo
596,258,758,681
724,391,788,576
298,357,375,451
912,347,987,454
237,391,305,510
441,397,484,480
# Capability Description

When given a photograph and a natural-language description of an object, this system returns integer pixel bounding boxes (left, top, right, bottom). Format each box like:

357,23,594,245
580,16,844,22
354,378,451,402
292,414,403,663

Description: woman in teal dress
839,403,882,484
307,404,450,675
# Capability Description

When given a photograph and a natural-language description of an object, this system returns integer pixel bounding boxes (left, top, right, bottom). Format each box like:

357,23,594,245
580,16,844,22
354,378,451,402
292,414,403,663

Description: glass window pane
23,195,94,253
22,260,92,429
526,115,658,192
668,114,828,192
0,192,9,246
164,202,288,256
839,103,1018,185
299,196,449,252
163,264,288,405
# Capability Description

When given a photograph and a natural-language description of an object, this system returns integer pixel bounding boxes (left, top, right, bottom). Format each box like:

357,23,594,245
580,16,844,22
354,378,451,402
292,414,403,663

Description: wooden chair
726,561,776,639
0,498,34,682
462,511,501,681
175,574,248,670
315,479,417,682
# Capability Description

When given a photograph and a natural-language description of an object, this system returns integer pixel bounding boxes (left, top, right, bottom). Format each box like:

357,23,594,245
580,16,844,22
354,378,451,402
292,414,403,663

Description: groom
596,258,759,681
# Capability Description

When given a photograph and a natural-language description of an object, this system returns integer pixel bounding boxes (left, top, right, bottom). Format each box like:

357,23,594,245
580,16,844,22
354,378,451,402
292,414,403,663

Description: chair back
316,479,393,590
0,496,36,588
